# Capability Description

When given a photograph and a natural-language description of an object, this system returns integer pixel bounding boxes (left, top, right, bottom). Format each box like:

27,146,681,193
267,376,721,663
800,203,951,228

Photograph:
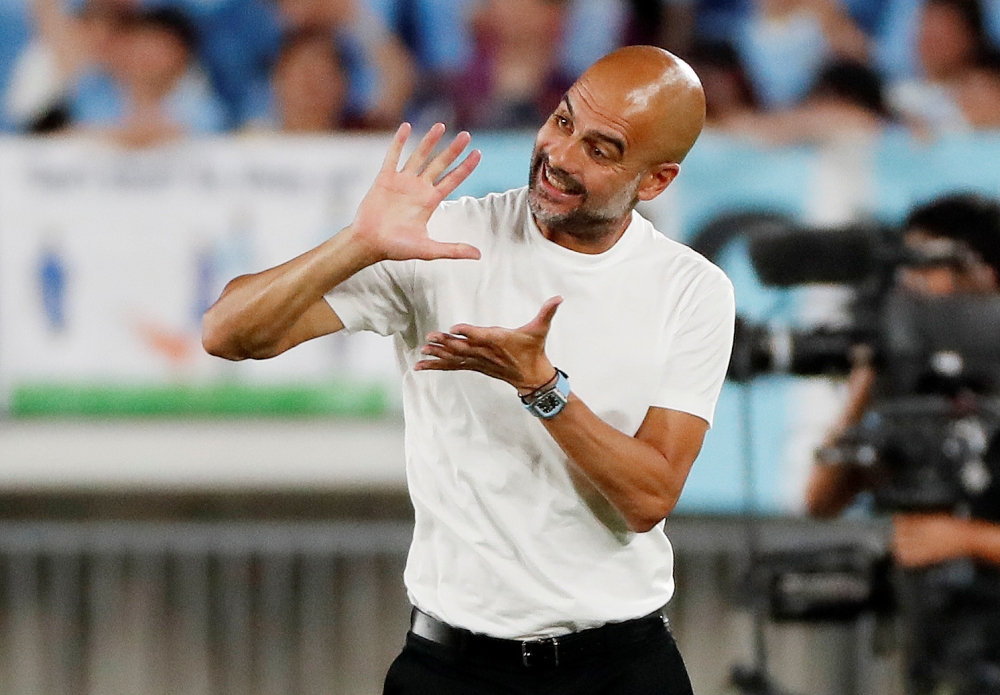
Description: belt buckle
521,636,559,667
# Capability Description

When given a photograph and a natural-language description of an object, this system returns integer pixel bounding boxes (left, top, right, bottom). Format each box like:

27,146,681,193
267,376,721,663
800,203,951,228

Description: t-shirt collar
525,199,642,268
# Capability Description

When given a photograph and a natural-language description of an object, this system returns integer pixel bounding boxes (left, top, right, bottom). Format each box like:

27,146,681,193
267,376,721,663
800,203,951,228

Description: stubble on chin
528,178,639,244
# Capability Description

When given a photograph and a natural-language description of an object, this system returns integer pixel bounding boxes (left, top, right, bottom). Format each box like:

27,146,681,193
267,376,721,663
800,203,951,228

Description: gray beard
527,150,638,243
528,192,637,242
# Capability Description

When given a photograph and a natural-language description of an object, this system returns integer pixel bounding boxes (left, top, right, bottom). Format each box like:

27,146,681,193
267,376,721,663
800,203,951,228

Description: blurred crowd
1,0,1000,147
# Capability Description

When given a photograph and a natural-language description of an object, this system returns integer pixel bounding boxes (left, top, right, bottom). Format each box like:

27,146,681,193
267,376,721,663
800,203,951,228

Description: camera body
728,222,1000,513
723,219,1000,629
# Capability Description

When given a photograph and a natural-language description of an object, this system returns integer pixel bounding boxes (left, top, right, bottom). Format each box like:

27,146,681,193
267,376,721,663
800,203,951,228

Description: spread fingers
402,123,446,174
422,131,472,182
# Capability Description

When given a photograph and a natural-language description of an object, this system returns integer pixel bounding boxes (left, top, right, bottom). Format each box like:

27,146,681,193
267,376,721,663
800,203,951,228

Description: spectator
558,0,629,77
389,0,474,75
421,0,573,131
394,0,625,96
273,0,415,129
736,0,870,109
182,0,282,129
0,0,32,132
873,0,1000,81
686,40,758,125
625,0,696,56
719,59,891,144
4,0,132,133
888,0,994,135
70,7,226,147
955,49,1000,128
269,28,348,132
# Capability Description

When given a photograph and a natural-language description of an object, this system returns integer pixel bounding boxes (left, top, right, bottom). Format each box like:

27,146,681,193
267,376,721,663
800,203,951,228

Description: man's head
474,0,567,51
273,30,347,132
956,50,1000,129
116,8,196,93
275,0,355,31
687,41,757,123
808,60,890,119
918,0,987,80
527,46,706,247
899,192,1000,295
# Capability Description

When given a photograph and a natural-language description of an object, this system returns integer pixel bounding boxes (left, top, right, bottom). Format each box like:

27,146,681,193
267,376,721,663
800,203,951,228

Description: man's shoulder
634,214,734,295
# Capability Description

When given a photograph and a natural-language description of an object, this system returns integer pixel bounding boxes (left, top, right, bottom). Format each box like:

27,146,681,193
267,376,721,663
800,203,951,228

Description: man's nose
545,135,580,175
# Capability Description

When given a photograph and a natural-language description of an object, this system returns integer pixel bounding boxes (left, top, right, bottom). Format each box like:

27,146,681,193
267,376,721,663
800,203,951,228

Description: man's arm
202,123,481,361
805,356,876,517
543,399,708,533
415,297,716,533
893,514,1000,567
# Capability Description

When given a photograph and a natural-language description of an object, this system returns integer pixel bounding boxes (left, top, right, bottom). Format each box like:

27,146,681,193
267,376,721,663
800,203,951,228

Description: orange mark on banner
135,321,196,364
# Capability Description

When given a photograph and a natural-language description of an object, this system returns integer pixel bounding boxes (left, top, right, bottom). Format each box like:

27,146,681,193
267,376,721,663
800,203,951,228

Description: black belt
409,607,669,668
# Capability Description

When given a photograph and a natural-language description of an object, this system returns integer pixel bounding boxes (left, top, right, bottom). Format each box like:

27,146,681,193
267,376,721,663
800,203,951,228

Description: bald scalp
580,46,706,164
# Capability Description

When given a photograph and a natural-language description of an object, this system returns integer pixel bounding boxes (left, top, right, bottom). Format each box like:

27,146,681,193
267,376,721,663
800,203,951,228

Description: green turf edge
10,382,390,417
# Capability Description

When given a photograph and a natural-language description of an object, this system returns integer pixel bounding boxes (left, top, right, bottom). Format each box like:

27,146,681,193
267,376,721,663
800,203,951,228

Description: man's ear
637,162,681,202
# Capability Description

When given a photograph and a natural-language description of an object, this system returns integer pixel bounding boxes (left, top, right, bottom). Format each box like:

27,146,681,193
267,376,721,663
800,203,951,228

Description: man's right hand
349,122,482,263
202,123,482,361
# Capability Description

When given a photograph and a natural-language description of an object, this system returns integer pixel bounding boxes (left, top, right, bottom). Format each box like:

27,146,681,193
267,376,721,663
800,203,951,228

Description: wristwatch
521,369,570,419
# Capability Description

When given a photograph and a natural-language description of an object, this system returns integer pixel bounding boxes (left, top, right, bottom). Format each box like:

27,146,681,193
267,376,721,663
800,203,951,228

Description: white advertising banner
0,135,399,416
3,132,998,510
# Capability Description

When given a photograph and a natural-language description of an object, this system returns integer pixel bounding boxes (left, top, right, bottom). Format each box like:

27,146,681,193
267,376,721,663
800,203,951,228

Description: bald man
203,46,735,694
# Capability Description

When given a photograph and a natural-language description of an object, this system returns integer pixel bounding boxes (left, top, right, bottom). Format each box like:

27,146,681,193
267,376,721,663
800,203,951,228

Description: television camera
701,214,1000,629
720,217,1000,515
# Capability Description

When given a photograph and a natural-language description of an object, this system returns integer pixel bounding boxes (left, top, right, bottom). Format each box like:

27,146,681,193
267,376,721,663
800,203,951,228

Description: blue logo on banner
39,246,67,332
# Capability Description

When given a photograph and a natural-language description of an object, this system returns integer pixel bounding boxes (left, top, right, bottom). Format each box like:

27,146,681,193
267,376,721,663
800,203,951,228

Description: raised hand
414,296,563,392
351,123,482,263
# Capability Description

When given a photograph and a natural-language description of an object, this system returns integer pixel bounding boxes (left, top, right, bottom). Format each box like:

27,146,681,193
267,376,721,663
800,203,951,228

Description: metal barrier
0,522,413,695
0,519,903,695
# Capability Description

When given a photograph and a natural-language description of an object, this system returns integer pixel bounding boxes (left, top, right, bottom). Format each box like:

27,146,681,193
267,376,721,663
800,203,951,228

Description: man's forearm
413,301,707,533
542,397,695,534
805,464,864,518
203,124,482,361
202,225,377,360
965,519,1000,565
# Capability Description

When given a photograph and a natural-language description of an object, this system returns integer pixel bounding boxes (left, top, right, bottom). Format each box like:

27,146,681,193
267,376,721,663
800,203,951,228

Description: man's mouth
538,160,584,199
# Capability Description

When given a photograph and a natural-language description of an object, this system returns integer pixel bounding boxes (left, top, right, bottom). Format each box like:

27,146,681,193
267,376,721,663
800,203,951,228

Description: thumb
523,296,562,336
415,240,482,261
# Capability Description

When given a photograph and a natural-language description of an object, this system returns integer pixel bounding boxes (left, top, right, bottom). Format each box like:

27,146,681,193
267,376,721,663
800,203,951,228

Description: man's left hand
415,296,562,393
892,513,974,568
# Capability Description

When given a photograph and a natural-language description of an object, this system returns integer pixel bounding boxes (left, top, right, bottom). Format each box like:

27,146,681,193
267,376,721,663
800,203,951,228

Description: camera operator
805,193,1000,694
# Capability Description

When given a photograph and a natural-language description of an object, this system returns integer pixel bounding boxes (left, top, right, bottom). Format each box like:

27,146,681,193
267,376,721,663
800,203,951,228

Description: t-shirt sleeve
324,259,416,337
653,273,736,427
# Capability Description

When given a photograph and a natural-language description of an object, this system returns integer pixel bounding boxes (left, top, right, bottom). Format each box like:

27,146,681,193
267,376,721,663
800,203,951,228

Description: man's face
918,2,977,80
276,0,352,30
898,230,997,296
955,68,1000,129
275,39,346,131
478,0,563,47
120,27,188,87
527,84,649,241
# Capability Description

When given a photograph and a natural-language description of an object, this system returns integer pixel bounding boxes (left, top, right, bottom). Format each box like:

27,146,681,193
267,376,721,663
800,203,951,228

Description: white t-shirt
326,187,735,639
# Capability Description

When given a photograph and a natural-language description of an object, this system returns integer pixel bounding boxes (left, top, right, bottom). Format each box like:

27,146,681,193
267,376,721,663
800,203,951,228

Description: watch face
535,391,565,415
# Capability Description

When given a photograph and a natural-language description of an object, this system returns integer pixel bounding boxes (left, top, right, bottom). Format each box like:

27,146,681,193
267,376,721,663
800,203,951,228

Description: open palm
415,296,564,392
352,123,482,262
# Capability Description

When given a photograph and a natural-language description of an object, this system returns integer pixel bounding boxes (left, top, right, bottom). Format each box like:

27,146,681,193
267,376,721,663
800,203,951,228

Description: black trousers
382,619,695,695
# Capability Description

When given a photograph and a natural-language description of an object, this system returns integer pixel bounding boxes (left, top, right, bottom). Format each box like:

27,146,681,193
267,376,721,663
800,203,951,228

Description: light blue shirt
71,68,227,134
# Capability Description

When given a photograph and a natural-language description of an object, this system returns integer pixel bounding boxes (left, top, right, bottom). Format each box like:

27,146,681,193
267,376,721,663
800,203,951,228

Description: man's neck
534,213,631,255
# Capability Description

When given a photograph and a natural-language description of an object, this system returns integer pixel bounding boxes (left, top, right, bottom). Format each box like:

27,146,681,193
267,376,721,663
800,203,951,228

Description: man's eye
555,115,570,129
591,146,609,160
